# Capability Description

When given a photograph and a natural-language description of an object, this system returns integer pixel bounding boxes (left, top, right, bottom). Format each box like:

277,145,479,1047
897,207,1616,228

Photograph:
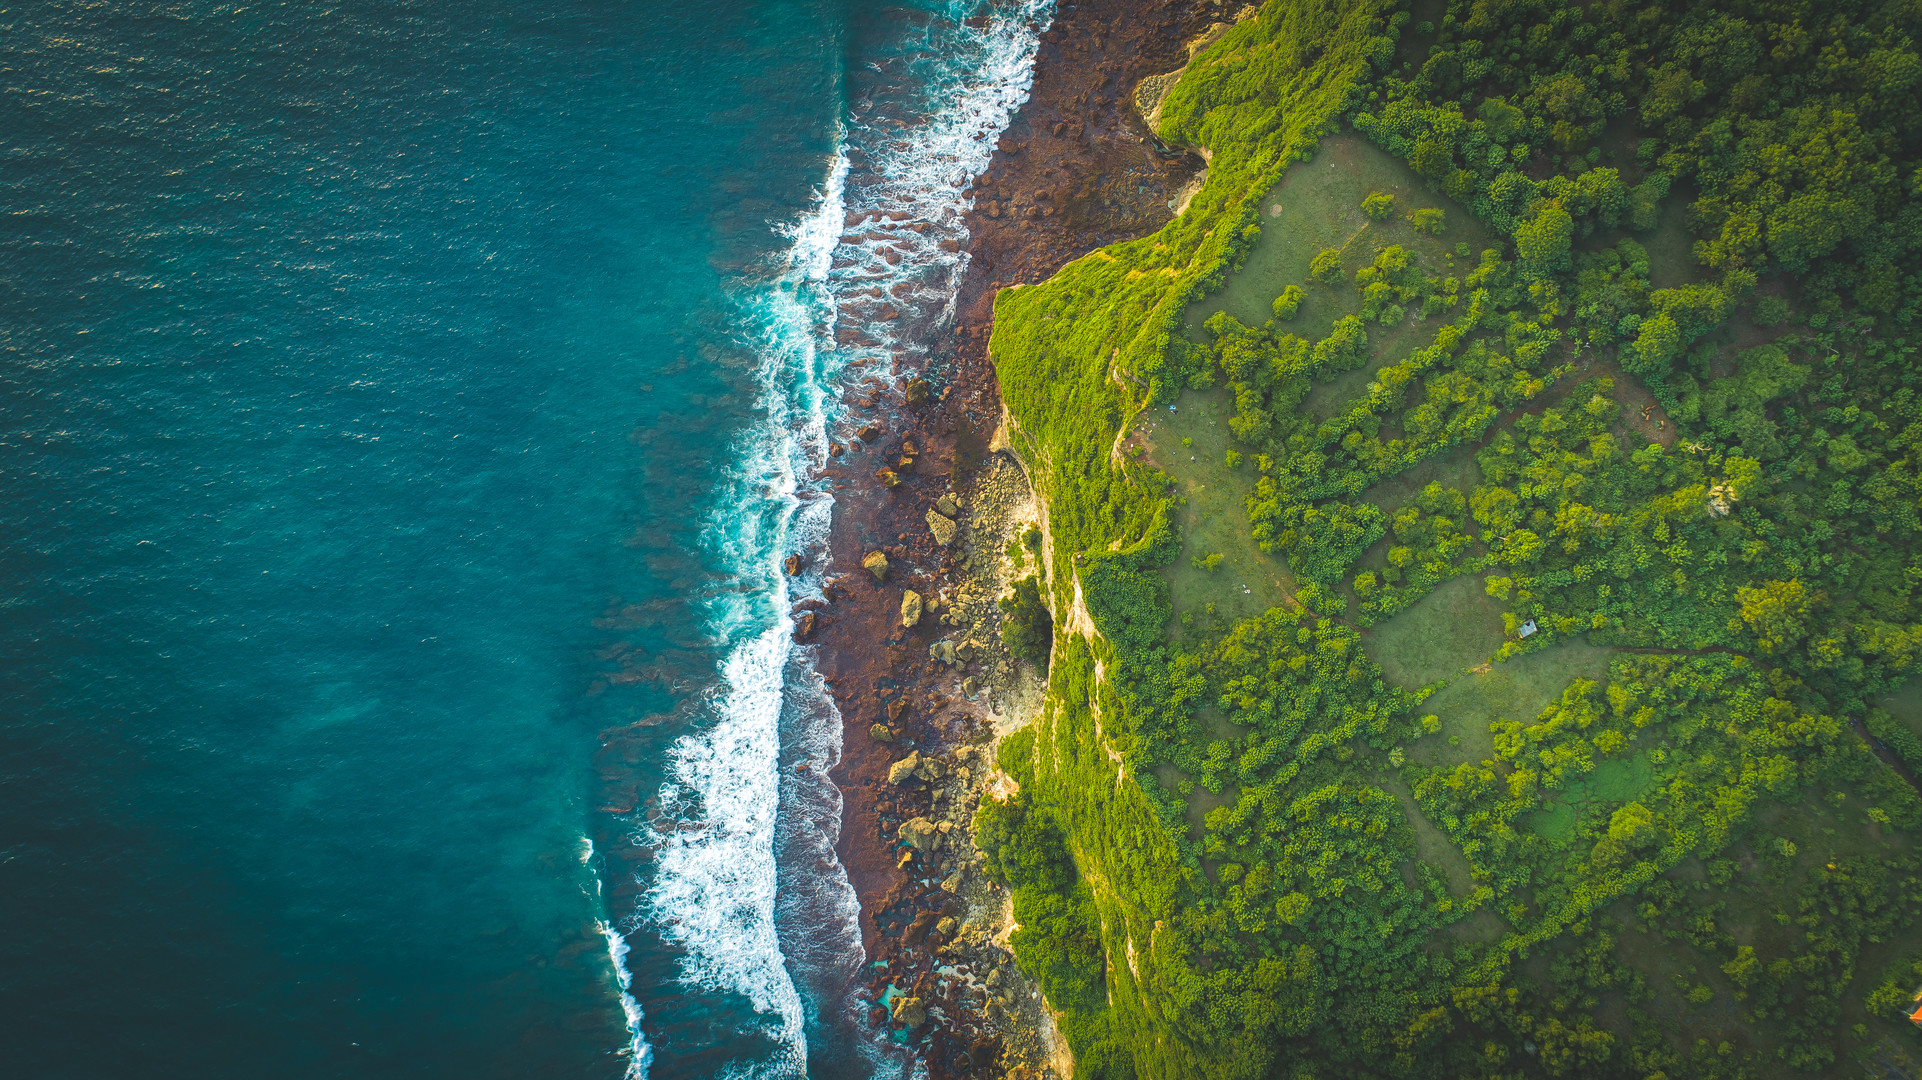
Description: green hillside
979,0,1922,1076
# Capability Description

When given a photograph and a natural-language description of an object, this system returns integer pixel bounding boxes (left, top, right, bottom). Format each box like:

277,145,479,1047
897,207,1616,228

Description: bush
1310,247,1345,283
1271,284,1303,320
1000,575,1053,668
1362,191,1396,220
1411,206,1445,234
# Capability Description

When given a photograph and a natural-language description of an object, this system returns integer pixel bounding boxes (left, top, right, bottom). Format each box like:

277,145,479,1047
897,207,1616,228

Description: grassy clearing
1139,389,1297,622
1400,637,1618,769
1180,133,1499,424
1362,574,1510,689
1876,676,1922,736
1144,136,1497,623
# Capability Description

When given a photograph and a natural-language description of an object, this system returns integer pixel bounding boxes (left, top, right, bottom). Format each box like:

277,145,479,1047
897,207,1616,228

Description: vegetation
1000,575,1054,669
978,0,1922,1077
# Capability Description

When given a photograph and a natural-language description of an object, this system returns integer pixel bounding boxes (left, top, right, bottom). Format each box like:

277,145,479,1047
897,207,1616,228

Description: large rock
862,551,889,582
887,751,922,785
891,995,927,1027
869,723,894,743
925,509,956,545
899,817,941,852
900,590,923,628
935,493,959,517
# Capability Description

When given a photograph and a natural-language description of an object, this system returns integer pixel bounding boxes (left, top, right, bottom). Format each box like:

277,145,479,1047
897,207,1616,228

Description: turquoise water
0,1,1045,1077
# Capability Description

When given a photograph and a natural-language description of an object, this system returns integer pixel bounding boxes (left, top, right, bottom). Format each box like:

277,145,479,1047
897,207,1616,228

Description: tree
1732,579,1817,654
1001,575,1054,667
1515,206,1574,271
1271,284,1302,320
1362,191,1396,220
1310,247,1344,283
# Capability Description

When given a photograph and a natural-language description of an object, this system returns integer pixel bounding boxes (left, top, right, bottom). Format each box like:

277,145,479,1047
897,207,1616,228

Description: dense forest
980,0,1922,1076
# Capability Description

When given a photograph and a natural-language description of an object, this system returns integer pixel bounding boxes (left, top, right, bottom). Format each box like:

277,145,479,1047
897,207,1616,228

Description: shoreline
807,1,1213,1075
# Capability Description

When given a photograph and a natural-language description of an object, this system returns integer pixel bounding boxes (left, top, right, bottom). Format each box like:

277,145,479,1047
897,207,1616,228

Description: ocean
0,2,1045,1078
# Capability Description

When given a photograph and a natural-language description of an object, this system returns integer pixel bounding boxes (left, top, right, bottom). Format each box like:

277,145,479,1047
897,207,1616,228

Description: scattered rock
901,589,923,628
935,493,960,517
783,554,804,576
863,551,890,582
869,723,894,743
926,509,957,545
888,751,923,785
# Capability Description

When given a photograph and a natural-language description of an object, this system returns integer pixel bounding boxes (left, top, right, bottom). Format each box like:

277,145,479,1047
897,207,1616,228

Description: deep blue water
0,1,1044,1077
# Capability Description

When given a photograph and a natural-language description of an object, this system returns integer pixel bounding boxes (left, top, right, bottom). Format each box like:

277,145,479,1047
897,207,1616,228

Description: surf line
618,2,1053,1076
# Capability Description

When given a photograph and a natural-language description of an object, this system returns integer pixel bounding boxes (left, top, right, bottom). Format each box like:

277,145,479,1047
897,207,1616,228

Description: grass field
1401,637,1618,769
1140,134,1501,627
1362,575,1510,689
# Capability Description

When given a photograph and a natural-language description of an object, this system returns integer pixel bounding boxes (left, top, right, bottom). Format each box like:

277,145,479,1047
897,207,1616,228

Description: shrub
1310,247,1345,283
1000,575,1053,668
1272,284,1303,320
1361,191,1396,220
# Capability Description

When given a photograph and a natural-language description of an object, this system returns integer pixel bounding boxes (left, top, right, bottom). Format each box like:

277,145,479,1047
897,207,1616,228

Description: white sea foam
827,0,1052,400
631,2,1052,1076
635,143,846,1079
599,918,655,1080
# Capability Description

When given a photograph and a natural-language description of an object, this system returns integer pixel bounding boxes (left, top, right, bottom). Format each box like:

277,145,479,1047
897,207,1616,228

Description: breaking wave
619,3,1051,1075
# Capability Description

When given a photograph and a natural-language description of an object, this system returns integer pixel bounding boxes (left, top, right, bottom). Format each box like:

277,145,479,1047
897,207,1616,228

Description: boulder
935,493,959,517
783,554,804,576
792,612,818,641
862,551,889,582
916,755,947,781
929,640,958,666
900,590,923,628
925,509,957,545
856,424,884,443
891,995,927,1027
876,468,900,488
887,751,922,785
961,676,980,699
905,378,931,406
899,817,941,851
869,723,894,743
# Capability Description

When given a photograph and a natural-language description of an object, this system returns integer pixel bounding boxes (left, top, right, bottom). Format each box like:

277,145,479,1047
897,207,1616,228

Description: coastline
808,1,1213,1075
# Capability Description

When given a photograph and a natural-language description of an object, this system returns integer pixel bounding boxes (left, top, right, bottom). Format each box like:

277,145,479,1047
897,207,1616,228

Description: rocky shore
803,2,1223,1076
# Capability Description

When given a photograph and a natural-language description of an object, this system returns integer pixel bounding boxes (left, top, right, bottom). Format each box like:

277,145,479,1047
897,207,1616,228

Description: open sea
0,1,1045,1077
